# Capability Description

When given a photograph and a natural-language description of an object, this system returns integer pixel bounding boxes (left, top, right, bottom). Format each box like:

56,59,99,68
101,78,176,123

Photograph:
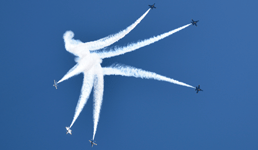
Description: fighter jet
66,127,72,135
53,80,58,89
195,85,203,93
191,19,199,26
149,3,156,9
89,140,97,147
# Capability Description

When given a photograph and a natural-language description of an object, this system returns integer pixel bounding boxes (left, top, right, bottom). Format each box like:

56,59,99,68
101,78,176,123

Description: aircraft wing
94,143,97,145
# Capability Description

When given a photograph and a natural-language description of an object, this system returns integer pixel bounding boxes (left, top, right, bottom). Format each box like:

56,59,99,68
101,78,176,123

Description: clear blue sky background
1,0,258,149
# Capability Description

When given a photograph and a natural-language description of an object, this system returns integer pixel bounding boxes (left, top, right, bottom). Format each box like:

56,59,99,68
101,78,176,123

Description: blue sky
1,0,258,149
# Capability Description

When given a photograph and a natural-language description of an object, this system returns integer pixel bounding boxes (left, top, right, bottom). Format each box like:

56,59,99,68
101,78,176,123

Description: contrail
92,65,104,140
57,64,80,84
69,68,95,128
103,64,194,88
97,24,192,59
62,9,151,57
87,9,151,51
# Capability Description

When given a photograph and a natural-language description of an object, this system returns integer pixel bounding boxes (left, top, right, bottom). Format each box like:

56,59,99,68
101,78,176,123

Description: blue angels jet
89,140,97,147
149,3,156,9
195,85,203,93
53,80,58,89
65,127,72,135
191,19,199,26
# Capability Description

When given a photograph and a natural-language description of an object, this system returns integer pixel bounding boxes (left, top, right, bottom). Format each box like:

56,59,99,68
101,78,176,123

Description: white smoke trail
87,9,151,51
103,64,194,88
57,64,85,84
57,64,80,83
92,65,104,140
69,68,95,128
62,9,150,57
97,24,191,59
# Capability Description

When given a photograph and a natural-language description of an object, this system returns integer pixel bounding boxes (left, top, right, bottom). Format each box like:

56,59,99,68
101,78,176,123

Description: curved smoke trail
97,24,191,59
62,9,151,57
87,9,151,51
103,64,194,88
